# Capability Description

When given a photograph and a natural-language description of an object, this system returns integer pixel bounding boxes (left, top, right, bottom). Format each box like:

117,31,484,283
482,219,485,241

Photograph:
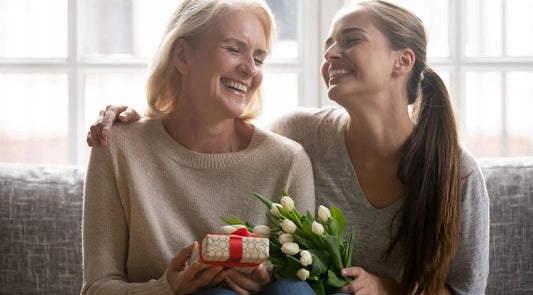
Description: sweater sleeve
446,151,490,295
81,147,174,295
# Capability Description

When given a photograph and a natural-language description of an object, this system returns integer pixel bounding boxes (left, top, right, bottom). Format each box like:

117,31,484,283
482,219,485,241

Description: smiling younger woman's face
321,8,399,104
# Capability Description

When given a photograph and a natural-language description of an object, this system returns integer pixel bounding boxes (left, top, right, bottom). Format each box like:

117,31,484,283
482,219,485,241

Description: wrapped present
189,228,269,274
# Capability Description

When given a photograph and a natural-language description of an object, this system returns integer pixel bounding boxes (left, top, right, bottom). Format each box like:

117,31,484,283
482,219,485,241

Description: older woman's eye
227,47,240,53
254,58,263,65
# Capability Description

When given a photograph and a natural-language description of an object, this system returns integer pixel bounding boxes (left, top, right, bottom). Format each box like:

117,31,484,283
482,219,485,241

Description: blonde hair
145,0,277,120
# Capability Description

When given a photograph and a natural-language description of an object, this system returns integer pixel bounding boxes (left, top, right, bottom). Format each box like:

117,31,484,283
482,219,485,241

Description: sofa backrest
479,157,533,294
0,158,532,294
0,164,85,295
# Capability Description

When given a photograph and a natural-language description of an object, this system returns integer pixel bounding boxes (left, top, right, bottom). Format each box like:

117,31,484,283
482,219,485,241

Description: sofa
1,158,532,294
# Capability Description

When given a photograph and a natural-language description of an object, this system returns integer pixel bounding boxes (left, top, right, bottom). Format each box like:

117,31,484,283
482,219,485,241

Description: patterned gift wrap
189,229,269,274
200,233,269,265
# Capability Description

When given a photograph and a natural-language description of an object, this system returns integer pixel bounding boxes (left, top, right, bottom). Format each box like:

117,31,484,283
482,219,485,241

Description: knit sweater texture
82,119,315,294
269,106,490,295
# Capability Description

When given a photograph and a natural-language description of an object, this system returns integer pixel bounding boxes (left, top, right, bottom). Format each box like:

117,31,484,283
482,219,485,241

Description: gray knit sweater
82,119,315,294
269,106,490,295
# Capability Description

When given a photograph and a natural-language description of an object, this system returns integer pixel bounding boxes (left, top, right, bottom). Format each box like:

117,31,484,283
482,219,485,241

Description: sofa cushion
480,157,533,294
0,164,85,295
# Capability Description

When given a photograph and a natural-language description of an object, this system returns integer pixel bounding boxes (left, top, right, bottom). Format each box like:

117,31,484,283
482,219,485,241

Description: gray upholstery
478,158,533,294
0,158,532,294
0,164,84,295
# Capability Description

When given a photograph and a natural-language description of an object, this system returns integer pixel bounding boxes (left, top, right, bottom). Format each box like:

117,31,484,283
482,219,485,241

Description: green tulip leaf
253,192,274,209
308,249,330,275
330,206,346,241
343,228,355,268
293,228,318,250
327,270,349,288
301,218,322,248
309,278,326,295
326,217,339,239
321,235,343,271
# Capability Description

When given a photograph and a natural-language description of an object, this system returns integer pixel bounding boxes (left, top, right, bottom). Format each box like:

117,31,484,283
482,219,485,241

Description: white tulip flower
296,268,310,280
282,219,297,233
220,224,245,235
312,221,325,236
318,205,331,223
281,242,299,255
252,225,271,238
278,233,294,244
300,250,313,266
270,203,282,217
280,196,295,212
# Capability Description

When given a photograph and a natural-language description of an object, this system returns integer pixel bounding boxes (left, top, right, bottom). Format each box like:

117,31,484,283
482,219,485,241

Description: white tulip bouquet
221,191,355,295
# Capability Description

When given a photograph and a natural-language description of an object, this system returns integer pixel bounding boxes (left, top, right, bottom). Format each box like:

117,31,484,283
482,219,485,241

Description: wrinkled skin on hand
86,105,141,147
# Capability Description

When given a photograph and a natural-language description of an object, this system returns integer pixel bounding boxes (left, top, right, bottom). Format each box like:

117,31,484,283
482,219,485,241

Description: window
0,0,320,165
1,0,531,166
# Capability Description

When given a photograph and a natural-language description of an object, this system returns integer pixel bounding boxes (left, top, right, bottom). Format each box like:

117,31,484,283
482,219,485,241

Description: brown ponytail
396,67,462,294
357,1,463,294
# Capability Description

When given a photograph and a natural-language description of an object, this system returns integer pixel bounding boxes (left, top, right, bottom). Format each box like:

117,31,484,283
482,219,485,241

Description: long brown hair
358,1,462,294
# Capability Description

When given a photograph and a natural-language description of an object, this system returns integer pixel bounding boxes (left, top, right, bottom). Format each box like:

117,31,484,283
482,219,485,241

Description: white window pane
465,0,503,57
0,0,67,58
267,0,299,59
464,72,503,157
82,0,178,59
84,73,148,130
465,0,533,57
506,72,533,156
0,73,68,164
81,0,301,60
254,72,298,127
506,0,533,56
344,0,450,58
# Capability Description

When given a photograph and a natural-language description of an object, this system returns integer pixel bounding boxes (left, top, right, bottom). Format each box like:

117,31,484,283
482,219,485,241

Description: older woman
88,1,489,294
81,1,315,294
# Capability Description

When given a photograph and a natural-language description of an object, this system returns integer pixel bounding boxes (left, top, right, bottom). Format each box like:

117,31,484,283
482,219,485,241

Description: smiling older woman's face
178,9,268,120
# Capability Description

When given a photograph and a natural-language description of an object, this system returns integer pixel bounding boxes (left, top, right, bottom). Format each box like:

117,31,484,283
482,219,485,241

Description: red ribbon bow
199,228,263,268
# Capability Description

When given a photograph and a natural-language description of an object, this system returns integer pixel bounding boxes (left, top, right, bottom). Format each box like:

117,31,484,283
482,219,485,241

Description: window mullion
68,0,82,165
450,0,465,137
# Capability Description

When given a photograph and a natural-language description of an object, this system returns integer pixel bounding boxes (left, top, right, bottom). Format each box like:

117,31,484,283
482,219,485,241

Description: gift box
189,228,270,275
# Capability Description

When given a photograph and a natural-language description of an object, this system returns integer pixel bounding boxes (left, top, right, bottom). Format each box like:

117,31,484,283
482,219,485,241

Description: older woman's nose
240,56,258,77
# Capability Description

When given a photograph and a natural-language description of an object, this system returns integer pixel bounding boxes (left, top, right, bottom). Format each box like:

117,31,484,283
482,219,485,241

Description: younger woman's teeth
224,81,248,93
330,69,352,79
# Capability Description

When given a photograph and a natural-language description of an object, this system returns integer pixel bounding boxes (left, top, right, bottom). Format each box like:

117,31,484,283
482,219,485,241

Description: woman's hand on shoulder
337,266,399,295
86,105,141,147
166,242,227,295
223,263,271,295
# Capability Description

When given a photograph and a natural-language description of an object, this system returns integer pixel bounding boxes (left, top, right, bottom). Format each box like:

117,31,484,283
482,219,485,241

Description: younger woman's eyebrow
341,27,368,35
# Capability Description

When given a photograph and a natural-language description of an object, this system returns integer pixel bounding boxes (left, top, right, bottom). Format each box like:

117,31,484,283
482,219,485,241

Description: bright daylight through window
0,0,532,165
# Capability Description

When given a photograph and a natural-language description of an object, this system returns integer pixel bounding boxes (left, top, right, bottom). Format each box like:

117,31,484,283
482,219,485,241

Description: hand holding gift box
189,227,270,275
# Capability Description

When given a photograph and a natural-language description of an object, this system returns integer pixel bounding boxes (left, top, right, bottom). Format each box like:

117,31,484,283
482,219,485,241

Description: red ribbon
199,228,263,268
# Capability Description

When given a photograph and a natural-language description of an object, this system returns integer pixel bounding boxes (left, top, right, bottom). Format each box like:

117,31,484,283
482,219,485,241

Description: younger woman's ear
172,38,191,75
397,48,415,73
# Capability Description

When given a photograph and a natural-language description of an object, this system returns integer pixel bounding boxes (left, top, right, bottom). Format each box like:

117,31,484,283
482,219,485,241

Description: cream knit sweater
82,119,315,294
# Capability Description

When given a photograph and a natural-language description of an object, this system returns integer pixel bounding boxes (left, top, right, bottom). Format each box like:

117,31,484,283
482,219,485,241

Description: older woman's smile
222,79,249,93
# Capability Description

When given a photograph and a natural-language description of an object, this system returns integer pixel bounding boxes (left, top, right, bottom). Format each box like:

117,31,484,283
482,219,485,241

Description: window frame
1,0,532,165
